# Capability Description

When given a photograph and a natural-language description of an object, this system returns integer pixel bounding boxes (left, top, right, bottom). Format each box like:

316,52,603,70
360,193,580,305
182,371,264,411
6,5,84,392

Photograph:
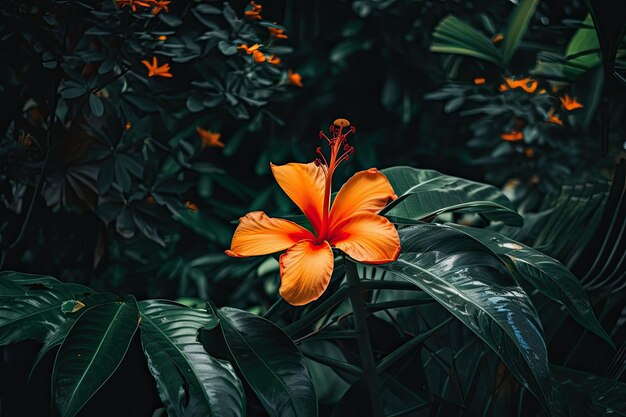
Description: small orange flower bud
185,201,199,212
473,77,486,85
500,130,524,141
287,69,303,87
125,121,132,130
252,50,266,63
491,33,504,43
268,27,288,39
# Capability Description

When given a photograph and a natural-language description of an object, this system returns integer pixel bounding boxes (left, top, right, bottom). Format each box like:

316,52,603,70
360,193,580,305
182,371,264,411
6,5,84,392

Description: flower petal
329,168,396,228
329,213,400,264
226,211,315,257
279,240,334,306
270,162,326,235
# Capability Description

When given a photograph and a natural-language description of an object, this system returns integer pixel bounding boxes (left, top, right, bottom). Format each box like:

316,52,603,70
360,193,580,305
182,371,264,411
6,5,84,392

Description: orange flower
115,0,152,12
473,77,486,85
226,119,400,306
501,130,524,141
157,35,167,41
150,0,170,14
500,77,538,93
141,56,172,78
267,54,281,65
244,1,262,19
238,43,261,54
491,33,504,43
288,69,303,87
125,121,132,130
252,50,266,63
268,27,288,39
185,201,199,212
546,108,563,126
115,0,169,14
196,127,224,148
560,95,583,111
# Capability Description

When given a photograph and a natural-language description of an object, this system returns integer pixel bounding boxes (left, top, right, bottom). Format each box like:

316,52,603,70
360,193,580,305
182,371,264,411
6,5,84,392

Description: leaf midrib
141,308,217,417
61,302,130,415
392,257,547,398
222,315,301,416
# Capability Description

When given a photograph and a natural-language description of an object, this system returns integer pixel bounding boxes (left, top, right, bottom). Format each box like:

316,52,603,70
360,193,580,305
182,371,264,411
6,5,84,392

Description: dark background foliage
1,0,625,416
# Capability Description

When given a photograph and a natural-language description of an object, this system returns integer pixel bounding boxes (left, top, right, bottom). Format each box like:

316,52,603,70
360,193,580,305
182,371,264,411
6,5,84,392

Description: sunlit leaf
138,300,245,417
377,224,551,411
449,224,613,347
381,166,522,226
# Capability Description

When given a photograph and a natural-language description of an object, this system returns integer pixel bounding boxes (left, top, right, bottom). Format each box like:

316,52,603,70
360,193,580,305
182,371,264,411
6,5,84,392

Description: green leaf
501,0,539,66
217,307,318,417
97,158,115,194
173,208,232,246
563,15,601,79
448,224,614,347
28,293,122,383
52,295,140,417
552,365,626,416
138,300,245,417
89,94,104,117
0,272,91,346
380,166,522,226
114,159,131,192
377,224,551,411
431,15,503,67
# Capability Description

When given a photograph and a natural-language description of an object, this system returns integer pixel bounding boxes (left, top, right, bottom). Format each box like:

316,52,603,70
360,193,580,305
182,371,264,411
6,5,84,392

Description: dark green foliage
1,0,626,416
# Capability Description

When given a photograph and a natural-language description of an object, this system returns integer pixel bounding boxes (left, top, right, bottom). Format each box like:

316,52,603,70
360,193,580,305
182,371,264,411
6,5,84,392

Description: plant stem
344,257,385,417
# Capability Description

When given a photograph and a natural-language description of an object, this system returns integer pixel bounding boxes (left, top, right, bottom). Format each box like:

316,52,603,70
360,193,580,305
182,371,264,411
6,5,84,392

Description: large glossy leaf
380,166,522,226
449,224,613,346
0,272,92,346
52,295,140,417
552,365,626,416
217,306,317,417
28,293,123,381
501,0,539,66
431,15,503,67
138,300,245,417
376,224,551,411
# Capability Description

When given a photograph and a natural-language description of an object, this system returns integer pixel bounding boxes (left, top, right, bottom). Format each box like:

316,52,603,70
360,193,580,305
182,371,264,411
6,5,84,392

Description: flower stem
344,257,385,417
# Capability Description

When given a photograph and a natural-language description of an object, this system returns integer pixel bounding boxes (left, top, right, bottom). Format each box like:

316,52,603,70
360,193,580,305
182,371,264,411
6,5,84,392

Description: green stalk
344,257,385,417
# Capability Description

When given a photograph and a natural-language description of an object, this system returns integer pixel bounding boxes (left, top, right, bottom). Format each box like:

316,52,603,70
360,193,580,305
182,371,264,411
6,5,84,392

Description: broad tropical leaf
0,272,92,346
431,15,503,67
449,224,613,346
52,295,140,417
138,300,245,417
381,166,522,226
501,0,539,66
552,365,626,416
28,293,122,382
217,306,318,417
377,224,551,411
